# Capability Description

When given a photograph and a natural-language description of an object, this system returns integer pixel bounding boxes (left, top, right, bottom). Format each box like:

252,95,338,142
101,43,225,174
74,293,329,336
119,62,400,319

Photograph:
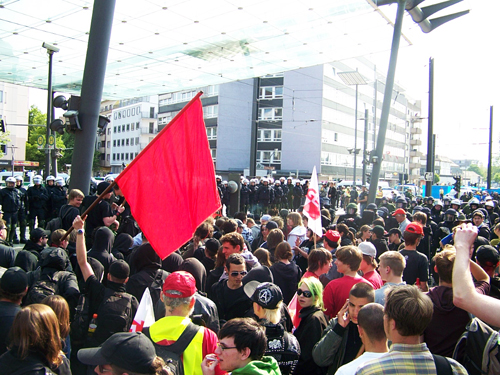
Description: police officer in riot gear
0,177,20,243
27,175,49,234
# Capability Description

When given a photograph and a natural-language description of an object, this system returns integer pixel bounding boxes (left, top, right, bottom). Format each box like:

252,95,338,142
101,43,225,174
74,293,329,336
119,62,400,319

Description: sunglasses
230,271,248,277
296,289,313,298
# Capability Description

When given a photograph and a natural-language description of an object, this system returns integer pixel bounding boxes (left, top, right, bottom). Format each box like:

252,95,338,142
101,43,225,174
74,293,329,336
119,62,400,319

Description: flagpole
60,181,117,241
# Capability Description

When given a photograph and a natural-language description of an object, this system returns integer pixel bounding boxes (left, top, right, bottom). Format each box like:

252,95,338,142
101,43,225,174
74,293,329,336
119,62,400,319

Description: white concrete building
109,97,158,173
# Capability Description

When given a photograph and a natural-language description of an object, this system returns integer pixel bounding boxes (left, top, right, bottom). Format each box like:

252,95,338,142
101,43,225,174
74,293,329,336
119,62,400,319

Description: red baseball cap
405,222,424,235
162,271,197,298
392,208,406,216
325,230,341,243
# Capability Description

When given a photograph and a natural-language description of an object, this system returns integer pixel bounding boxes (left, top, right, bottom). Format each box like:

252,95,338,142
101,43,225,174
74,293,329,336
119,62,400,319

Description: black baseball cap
78,332,155,373
109,260,130,279
0,267,28,294
244,281,283,309
476,245,500,266
30,228,50,241
386,228,402,237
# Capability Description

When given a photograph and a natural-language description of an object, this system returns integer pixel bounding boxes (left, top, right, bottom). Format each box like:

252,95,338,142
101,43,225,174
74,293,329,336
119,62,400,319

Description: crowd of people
0,176,499,375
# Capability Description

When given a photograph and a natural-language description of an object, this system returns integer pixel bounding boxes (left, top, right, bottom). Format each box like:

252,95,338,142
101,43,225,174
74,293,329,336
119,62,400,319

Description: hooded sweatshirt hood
231,356,281,375
427,285,455,313
179,257,206,293
129,243,161,274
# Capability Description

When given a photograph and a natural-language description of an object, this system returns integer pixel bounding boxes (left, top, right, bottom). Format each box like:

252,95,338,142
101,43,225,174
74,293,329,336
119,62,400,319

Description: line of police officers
0,175,67,244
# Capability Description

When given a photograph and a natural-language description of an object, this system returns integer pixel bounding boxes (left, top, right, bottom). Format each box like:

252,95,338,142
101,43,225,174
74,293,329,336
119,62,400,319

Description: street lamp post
338,71,368,186
42,42,59,179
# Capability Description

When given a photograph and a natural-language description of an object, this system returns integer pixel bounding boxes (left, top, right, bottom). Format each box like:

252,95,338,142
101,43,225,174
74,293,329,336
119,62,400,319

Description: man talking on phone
312,283,375,375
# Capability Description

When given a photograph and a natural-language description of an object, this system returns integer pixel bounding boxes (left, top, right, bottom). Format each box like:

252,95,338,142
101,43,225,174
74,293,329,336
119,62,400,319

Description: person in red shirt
322,245,371,318
358,242,383,289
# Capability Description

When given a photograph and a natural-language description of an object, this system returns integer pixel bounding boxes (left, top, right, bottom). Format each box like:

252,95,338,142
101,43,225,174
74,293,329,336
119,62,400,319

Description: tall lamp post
338,71,367,185
42,42,59,179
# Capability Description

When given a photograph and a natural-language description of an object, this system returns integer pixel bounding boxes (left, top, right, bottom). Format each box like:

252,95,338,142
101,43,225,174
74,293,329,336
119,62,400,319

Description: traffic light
453,175,461,194
0,119,5,132
50,95,82,133
366,173,371,184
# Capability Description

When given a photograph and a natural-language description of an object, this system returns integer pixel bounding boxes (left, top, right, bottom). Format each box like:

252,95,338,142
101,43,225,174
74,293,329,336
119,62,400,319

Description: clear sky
29,0,498,165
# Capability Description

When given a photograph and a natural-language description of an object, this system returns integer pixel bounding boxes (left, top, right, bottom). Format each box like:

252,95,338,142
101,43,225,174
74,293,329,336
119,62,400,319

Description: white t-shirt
334,352,387,375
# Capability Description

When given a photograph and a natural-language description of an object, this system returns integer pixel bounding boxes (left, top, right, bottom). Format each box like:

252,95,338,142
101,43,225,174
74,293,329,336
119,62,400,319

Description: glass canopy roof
0,0,413,99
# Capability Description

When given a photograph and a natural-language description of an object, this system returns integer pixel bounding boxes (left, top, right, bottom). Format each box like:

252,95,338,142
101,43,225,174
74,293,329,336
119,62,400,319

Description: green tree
27,105,65,172
467,164,486,178
434,173,440,184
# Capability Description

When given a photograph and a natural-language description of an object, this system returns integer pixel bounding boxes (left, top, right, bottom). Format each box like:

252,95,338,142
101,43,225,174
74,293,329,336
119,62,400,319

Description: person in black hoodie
87,227,115,282
25,247,80,315
126,243,167,304
111,233,134,261
271,242,302,305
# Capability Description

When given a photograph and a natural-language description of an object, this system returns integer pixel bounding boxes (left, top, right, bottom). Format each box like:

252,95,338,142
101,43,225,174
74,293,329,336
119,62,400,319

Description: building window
149,122,154,133
122,125,125,132
258,107,282,121
107,141,110,148
135,137,139,144
107,154,110,161
108,128,111,135
206,127,217,140
127,124,130,131
259,86,283,99
211,149,216,161
121,139,125,146
130,153,134,160
150,107,155,118
135,152,139,157
113,140,116,147
131,138,134,146
126,138,130,146
121,153,124,160
136,122,140,129
131,123,134,131
132,108,135,116
203,105,218,119
113,154,116,161
114,126,117,133
127,109,130,117
257,150,281,163
257,129,282,142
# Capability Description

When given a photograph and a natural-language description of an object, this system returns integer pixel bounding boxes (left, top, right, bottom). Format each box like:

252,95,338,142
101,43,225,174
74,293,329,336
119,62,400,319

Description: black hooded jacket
111,233,134,261
87,227,115,279
126,243,164,302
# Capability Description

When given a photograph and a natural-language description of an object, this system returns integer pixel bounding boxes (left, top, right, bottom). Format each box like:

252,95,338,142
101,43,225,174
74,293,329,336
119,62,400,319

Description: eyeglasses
296,289,313,298
98,365,112,373
217,342,238,352
230,271,248,277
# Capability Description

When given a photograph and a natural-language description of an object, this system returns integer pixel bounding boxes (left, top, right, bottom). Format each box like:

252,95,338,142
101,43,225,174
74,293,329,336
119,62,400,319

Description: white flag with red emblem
130,288,155,332
303,166,323,237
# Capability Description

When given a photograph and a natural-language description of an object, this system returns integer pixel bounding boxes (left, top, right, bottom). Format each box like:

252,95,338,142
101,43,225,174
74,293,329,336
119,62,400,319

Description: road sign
47,135,55,149
424,172,433,181
37,135,45,150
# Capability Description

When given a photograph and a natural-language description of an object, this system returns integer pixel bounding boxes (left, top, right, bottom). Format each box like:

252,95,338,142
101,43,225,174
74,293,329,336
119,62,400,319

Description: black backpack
143,323,200,375
70,293,91,346
91,288,134,346
453,317,500,375
25,272,60,305
148,269,169,307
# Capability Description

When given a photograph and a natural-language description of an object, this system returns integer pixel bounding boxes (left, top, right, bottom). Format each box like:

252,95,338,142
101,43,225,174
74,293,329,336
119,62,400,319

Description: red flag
115,92,221,259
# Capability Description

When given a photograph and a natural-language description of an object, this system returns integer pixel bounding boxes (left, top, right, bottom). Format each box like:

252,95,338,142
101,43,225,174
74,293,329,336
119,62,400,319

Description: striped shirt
355,343,467,375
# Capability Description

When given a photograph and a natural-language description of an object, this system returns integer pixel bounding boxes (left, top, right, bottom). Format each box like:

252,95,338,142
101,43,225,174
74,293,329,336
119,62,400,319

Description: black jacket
293,306,328,375
27,185,49,210
0,348,71,375
0,240,17,268
0,187,20,213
